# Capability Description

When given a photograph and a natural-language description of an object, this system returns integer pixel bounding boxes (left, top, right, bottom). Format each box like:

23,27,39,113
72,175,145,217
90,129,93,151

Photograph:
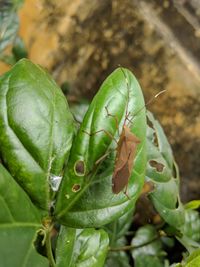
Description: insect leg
124,184,131,200
95,147,117,165
105,106,120,136
82,129,118,144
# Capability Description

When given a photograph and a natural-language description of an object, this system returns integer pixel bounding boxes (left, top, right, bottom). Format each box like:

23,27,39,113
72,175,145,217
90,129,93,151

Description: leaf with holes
0,164,48,267
55,67,147,227
0,59,74,209
146,111,185,229
56,226,109,267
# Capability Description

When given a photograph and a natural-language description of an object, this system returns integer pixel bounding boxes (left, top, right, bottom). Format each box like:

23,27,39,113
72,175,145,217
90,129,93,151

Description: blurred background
0,0,200,202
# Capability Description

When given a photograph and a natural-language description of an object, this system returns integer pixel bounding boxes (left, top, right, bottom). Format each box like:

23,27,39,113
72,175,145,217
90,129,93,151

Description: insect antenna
120,67,132,127
128,89,166,123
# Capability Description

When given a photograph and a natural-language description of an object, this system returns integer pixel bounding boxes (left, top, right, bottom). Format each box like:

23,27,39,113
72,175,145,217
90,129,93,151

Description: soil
0,0,200,202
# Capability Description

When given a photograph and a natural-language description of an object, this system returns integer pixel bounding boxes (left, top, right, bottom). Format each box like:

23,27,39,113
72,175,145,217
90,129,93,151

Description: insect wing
112,161,130,194
114,129,128,171
112,126,140,194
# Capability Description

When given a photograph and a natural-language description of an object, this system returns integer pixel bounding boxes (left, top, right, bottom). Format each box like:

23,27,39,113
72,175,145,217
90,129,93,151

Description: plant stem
46,226,56,267
109,236,159,251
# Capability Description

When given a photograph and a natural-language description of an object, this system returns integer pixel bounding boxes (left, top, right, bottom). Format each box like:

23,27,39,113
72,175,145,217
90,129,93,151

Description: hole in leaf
72,184,81,192
175,199,179,209
153,132,159,147
74,160,85,176
149,160,164,172
34,230,46,257
147,116,154,129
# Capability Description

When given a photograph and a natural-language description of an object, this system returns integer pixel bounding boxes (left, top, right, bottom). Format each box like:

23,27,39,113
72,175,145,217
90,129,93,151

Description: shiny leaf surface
0,164,48,267
56,226,109,267
0,59,74,209
131,225,165,267
182,210,200,242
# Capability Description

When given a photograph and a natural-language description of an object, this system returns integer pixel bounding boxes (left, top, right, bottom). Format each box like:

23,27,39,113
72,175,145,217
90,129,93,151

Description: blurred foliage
0,0,27,64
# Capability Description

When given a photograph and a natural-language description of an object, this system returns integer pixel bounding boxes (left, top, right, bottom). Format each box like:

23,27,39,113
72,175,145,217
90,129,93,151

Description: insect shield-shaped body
112,125,140,194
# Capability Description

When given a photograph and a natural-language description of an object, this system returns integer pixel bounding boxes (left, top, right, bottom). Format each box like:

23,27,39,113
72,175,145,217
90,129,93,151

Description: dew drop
49,174,62,191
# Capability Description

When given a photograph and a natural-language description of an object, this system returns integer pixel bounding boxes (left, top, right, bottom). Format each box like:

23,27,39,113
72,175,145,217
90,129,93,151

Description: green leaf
134,255,163,267
56,226,109,267
176,210,200,253
55,67,147,227
105,208,134,242
146,112,185,229
131,225,165,267
146,111,174,183
182,210,200,242
104,209,134,267
184,248,200,267
105,237,131,267
0,59,74,209
0,164,48,267
0,6,19,53
185,200,200,210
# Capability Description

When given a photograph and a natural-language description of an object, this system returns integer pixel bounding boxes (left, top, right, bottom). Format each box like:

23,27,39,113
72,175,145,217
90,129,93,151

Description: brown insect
106,69,140,196
112,124,140,195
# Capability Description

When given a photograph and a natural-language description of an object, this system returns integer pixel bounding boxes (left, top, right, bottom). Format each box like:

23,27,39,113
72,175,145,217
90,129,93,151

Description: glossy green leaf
0,164,48,267
55,67,146,227
134,255,163,267
182,210,200,242
131,225,165,267
183,249,200,267
0,59,74,209
105,208,134,241
176,210,200,253
104,209,134,267
56,226,109,267
185,200,200,210
105,237,130,267
146,112,185,228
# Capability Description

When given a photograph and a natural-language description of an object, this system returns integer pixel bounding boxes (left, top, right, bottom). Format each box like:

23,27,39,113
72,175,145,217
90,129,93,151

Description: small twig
45,224,56,267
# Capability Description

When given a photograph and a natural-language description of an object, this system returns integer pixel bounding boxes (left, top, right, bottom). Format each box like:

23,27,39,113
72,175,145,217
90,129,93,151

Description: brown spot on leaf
153,132,159,147
74,160,85,176
72,184,81,192
149,160,164,172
